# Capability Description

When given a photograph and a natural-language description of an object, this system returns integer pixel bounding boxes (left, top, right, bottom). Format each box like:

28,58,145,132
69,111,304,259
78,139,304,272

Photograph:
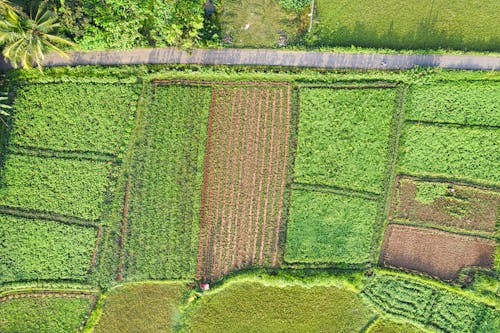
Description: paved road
1,48,499,70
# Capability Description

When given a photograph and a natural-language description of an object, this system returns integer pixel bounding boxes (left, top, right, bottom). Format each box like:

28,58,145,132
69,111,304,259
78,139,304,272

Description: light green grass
219,0,307,47
313,0,500,51
0,215,97,283
405,82,500,126
294,88,397,194
0,154,113,220
10,83,139,157
125,85,210,280
368,319,426,333
92,283,187,333
0,295,93,333
285,189,379,264
183,280,374,332
398,123,500,186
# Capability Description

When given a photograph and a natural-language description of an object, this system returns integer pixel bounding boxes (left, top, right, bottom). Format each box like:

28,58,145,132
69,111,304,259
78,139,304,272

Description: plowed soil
196,83,291,282
380,224,496,280
390,176,499,233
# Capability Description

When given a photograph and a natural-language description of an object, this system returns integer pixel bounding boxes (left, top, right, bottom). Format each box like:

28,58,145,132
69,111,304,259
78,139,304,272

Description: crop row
124,84,211,280
397,123,499,187
363,274,499,333
294,87,398,195
196,85,291,282
0,214,98,283
10,82,140,157
405,81,500,127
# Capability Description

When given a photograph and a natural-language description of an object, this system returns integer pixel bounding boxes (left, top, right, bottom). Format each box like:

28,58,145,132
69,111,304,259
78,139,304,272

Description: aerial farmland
0,1,499,333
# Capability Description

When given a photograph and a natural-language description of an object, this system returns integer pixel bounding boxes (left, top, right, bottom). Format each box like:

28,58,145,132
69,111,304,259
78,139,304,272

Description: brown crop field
196,83,292,282
380,224,496,280
390,176,499,233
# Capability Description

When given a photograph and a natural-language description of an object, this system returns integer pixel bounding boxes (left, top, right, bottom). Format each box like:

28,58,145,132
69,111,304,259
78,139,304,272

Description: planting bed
196,83,292,282
390,177,500,233
380,224,495,280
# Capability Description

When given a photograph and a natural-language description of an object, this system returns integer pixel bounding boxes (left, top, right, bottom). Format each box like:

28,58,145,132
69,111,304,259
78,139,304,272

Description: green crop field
0,215,97,283
285,189,379,264
313,0,500,51
0,67,498,332
125,84,211,280
294,87,397,195
0,294,95,333
93,283,187,333
182,279,375,332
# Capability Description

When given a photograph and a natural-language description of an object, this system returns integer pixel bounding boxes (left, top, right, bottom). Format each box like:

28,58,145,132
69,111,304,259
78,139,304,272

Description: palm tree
0,4,75,70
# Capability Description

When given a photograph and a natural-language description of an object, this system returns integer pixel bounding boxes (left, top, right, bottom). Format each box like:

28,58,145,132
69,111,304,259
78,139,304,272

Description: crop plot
285,189,379,264
196,83,292,282
390,177,500,233
294,87,397,195
0,154,113,221
0,215,98,283
380,224,495,280
10,82,139,156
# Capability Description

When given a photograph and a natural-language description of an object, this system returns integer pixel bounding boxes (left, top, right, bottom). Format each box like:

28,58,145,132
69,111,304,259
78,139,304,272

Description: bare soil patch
390,176,499,233
380,224,496,280
196,83,291,282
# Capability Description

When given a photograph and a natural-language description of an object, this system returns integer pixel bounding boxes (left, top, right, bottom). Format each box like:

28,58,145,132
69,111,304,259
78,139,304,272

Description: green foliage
10,82,139,156
414,182,448,204
363,274,496,333
0,215,97,282
285,189,379,264
294,88,397,194
368,319,425,333
398,123,500,186
125,85,210,280
405,82,500,126
0,154,113,220
0,295,93,333
312,0,500,52
77,0,204,49
0,3,75,70
92,283,187,333
182,280,375,332
279,0,310,11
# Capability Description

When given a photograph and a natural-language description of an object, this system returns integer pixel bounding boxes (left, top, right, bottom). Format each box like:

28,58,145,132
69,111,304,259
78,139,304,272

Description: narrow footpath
1,48,500,70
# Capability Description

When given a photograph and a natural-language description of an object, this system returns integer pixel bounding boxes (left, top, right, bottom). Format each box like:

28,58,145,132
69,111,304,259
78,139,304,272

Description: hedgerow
10,83,140,157
124,84,211,280
0,154,113,220
405,82,500,126
398,123,500,186
0,215,97,283
285,189,379,264
294,88,397,194
0,295,93,333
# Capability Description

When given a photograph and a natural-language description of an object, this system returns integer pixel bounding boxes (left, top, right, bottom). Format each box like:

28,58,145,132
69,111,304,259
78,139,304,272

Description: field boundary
292,182,380,201
0,206,100,227
396,173,500,192
116,176,131,281
9,144,118,163
297,83,397,89
389,220,498,241
153,79,290,87
405,119,500,130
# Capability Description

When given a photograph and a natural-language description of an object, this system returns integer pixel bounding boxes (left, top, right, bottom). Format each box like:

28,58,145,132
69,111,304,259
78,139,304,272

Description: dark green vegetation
294,87,397,194
0,67,498,332
312,0,500,51
398,124,499,186
0,294,94,333
363,273,500,333
125,85,210,280
182,279,375,332
0,215,96,283
367,319,425,333
0,154,112,220
10,83,139,156
285,189,378,264
405,82,500,126
93,283,187,333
